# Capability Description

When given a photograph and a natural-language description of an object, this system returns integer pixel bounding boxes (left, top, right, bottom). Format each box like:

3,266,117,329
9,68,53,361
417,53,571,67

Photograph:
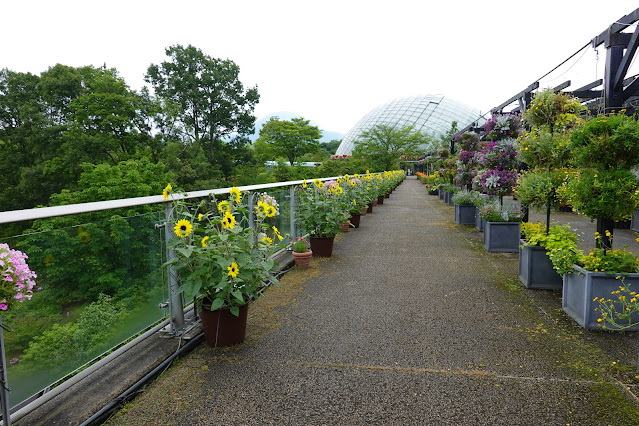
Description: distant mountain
249,111,345,143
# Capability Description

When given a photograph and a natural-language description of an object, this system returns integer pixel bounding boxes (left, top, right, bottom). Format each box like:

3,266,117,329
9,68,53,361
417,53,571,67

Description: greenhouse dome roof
335,95,481,156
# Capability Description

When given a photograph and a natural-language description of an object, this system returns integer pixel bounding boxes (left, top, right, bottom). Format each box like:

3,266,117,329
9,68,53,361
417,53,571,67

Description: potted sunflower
296,179,349,257
163,185,284,347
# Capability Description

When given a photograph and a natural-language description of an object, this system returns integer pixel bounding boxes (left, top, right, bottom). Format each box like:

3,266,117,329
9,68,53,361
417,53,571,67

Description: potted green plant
163,185,284,346
451,190,479,225
290,237,312,269
479,202,523,252
297,179,349,257
563,233,639,330
595,277,639,330
519,222,576,290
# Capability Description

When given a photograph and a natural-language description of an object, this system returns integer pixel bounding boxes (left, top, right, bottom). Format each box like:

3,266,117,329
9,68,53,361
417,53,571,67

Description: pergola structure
451,7,639,152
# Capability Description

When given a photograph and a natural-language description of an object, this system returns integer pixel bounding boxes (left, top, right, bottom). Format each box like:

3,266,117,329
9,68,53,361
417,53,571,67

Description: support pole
0,317,11,426
289,186,296,239
164,202,184,335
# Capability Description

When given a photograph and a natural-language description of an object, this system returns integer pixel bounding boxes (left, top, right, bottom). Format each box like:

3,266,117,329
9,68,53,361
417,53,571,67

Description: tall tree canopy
256,116,321,165
353,124,430,171
145,44,259,162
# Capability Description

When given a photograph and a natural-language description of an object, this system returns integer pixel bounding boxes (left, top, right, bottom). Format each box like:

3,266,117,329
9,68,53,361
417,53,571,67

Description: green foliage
296,180,349,237
256,116,321,166
569,113,639,170
521,222,581,275
564,169,637,222
517,130,571,169
353,124,431,171
145,44,259,158
19,294,125,371
451,190,480,206
596,280,639,330
522,88,583,134
514,170,565,209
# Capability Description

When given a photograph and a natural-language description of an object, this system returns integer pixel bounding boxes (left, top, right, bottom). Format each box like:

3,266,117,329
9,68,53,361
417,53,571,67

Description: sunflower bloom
174,219,192,238
201,236,209,247
198,213,203,221
256,201,268,216
163,183,172,200
218,200,230,213
230,187,242,203
265,205,277,218
262,236,273,245
222,211,236,229
314,179,324,189
302,179,308,188
227,262,239,278
272,226,283,241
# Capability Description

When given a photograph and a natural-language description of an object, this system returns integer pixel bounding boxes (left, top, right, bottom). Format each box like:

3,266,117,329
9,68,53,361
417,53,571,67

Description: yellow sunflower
302,179,308,188
227,262,239,278
230,187,242,203
272,226,283,241
314,179,324,189
256,201,268,216
201,236,209,247
265,205,277,218
174,219,192,238
221,211,236,229
218,200,230,213
162,183,172,200
262,236,273,245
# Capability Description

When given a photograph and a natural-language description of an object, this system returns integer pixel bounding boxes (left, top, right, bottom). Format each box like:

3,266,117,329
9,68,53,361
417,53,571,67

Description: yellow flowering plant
162,185,284,316
595,278,639,330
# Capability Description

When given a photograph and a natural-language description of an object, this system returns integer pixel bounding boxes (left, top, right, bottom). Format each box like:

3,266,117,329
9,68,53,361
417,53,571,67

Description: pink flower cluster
0,243,37,311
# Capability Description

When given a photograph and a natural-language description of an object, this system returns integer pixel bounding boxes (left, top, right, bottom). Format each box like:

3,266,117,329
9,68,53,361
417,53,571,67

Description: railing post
289,185,296,239
164,202,184,335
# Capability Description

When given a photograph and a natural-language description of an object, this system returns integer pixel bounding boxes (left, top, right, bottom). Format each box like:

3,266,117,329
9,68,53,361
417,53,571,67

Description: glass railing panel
2,209,168,409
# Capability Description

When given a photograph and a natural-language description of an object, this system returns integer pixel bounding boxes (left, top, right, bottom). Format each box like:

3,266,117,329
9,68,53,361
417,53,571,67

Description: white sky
2,1,638,134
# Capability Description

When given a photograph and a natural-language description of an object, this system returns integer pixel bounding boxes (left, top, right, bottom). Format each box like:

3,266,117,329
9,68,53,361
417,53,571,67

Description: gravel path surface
106,177,639,426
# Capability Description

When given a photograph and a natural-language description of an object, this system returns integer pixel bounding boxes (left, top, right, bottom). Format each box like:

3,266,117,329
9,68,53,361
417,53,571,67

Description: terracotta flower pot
361,207,367,216
292,250,312,268
200,300,248,347
372,199,378,207
341,221,350,232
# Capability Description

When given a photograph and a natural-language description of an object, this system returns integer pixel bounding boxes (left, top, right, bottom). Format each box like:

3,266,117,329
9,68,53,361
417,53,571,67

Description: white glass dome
335,95,481,155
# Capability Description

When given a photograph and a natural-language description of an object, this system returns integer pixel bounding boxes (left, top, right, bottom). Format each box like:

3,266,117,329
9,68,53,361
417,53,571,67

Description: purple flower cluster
477,142,518,170
0,243,37,311
483,114,521,141
457,150,476,167
477,170,518,196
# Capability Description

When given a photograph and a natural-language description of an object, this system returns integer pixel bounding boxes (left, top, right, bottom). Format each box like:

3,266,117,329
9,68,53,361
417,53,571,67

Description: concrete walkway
106,177,639,425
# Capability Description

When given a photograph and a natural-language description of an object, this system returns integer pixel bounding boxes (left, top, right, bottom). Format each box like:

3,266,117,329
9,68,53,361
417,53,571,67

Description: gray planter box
484,222,520,253
438,187,445,200
454,204,476,225
632,209,639,232
518,239,562,290
563,265,639,330
446,192,454,205
476,214,485,232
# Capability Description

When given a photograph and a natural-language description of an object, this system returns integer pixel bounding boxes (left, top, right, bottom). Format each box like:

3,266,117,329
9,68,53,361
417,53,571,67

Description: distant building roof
335,95,481,156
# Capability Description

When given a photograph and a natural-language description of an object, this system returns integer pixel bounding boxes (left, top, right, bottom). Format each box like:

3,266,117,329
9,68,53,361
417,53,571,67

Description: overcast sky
2,1,638,134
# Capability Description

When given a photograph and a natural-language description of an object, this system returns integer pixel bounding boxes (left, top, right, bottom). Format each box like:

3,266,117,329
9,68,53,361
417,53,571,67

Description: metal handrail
0,177,342,225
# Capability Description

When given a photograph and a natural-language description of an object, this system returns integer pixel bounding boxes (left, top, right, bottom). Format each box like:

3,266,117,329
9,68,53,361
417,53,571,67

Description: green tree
145,44,259,164
353,124,430,171
256,116,321,165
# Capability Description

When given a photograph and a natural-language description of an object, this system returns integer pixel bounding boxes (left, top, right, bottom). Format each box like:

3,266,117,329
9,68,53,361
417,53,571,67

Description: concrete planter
438,188,445,200
484,222,520,253
631,209,639,232
446,192,454,205
563,265,639,330
518,239,562,290
454,204,476,225
476,214,485,232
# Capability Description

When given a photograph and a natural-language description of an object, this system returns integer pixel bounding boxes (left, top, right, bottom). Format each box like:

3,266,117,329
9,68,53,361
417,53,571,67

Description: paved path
107,177,639,425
